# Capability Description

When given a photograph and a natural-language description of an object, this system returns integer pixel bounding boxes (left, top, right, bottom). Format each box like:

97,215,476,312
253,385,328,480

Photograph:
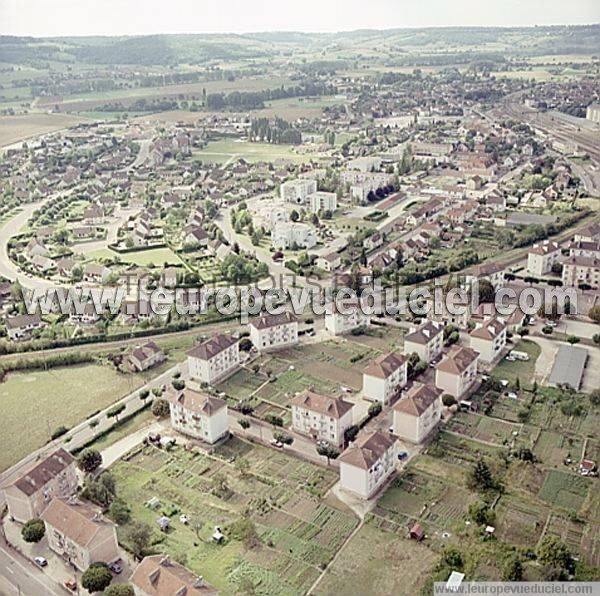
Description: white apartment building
167,389,228,444
362,351,407,404
562,255,600,289
291,390,354,446
469,317,507,364
250,312,298,352
324,299,370,335
4,448,78,523
308,191,337,213
41,498,120,572
403,320,444,363
187,334,240,385
272,223,317,250
315,252,342,272
339,431,397,499
527,241,561,276
280,179,317,204
428,292,471,328
393,383,443,444
435,346,480,399
347,156,382,172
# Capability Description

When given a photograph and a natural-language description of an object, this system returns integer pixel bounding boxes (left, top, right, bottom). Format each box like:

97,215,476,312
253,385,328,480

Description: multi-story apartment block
435,346,480,399
167,389,228,444
131,555,218,596
469,317,507,364
324,299,370,335
291,390,354,446
5,448,78,523
272,223,317,250
527,241,561,276
250,312,298,352
280,179,317,204
362,351,407,404
403,320,444,363
41,498,120,572
187,334,240,385
393,383,443,444
339,431,397,499
562,255,600,289
308,191,337,213
427,291,471,329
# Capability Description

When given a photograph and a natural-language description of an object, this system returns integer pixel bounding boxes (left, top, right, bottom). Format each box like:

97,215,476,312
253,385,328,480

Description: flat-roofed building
339,431,397,499
291,390,354,446
362,351,407,404
280,179,317,204
393,383,443,444
308,191,337,213
187,334,240,385
548,345,588,391
4,448,78,523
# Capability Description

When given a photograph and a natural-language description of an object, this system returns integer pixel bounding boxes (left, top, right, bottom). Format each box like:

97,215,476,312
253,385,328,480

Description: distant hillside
1,25,599,66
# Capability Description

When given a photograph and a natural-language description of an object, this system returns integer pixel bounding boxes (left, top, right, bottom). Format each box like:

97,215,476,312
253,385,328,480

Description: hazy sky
1,0,599,37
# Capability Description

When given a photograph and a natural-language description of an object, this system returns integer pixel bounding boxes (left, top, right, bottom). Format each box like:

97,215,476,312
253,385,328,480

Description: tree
478,279,495,303
139,388,150,402
104,585,135,596
21,518,45,543
82,562,112,593
81,472,117,508
441,547,463,569
107,403,126,421
442,394,456,407
290,209,299,222
238,418,251,430
537,535,573,574
566,335,580,345
127,521,152,559
78,449,103,474
588,305,600,324
344,425,359,444
502,555,524,581
468,459,495,491
316,443,340,465
151,398,170,418
108,499,131,525
468,501,495,526
590,389,600,407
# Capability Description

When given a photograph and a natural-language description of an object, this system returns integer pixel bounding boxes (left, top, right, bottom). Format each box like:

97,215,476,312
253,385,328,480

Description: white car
507,392,518,399
34,556,48,568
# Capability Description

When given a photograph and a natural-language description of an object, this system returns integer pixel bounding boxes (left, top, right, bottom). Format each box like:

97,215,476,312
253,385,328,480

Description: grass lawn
89,246,184,267
0,364,148,471
491,339,541,388
313,521,438,595
111,437,356,595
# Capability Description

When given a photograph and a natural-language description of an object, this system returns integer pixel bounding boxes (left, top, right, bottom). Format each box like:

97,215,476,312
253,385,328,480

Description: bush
541,325,553,335
468,501,495,526
108,499,131,525
151,398,170,418
264,414,283,427
368,402,382,417
81,562,112,593
442,394,456,407
21,518,45,543
104,585,134,596
78,449,103,474
51,425,69,440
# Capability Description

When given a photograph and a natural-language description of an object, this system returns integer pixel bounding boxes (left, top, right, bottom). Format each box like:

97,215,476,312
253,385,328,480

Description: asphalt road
0,542,59,596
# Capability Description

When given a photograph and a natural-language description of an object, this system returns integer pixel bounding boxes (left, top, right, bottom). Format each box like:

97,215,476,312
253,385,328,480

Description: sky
1,0,599,37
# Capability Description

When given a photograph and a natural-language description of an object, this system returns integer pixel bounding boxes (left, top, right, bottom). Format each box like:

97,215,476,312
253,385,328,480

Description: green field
89,246,184,267
0,364,148,471
491,339,541,387
112,437,357,595
194,139,319,165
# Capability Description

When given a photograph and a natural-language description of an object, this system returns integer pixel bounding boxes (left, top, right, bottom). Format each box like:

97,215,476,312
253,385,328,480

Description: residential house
4,448,78,523
362,351,407,404
435,346,480,399
469,317,507,364
83,263,111,284
166,389,228,444
403,320,444,363
41,498,120,572
187,334,240,385
250,312,298,352
339,431,397,499
393,383,443,444
127,341,166,372
5,313,45,341
131,555,218,596
68,302,101,326
315,253,341,272
291,390,354,447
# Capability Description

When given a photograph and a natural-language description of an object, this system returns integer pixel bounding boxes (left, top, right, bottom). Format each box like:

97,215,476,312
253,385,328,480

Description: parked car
148,432,161,443
270,439,283,448
397,451,409,461
34,556,48,568
64,580,77,591
108,559,123,574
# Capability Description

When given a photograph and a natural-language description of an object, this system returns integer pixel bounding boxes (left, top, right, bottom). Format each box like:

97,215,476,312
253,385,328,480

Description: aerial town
0,12,598,596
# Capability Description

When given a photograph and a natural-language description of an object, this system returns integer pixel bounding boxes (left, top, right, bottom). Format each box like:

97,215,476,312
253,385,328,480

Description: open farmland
112,437,357,595
0,112,89,147
194,138,316,165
